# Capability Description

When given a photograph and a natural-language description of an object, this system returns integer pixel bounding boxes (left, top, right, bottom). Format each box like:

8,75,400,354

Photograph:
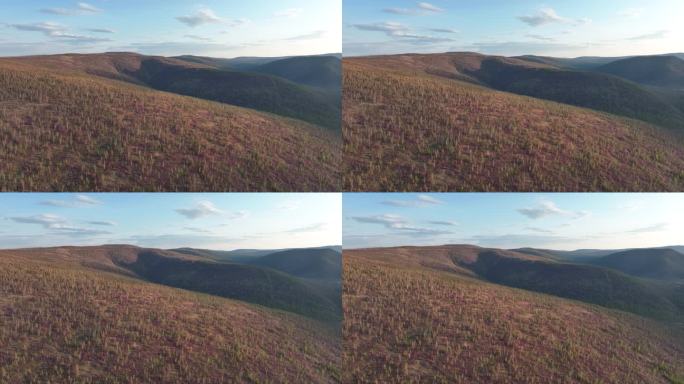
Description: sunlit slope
343,59,684,191
0,250,340,383
343,248,684,383
0,60,340,191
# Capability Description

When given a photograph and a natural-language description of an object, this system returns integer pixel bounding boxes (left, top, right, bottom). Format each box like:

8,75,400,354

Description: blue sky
344,0,684,57
0,0,341,57
0,193,341,250
343,193,684,250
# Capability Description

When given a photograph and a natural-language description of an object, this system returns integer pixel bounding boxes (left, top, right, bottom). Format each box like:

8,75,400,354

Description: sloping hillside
344,247,684,383
0,248,340,383
0,57,341,191
597,55,684,89
589,248,684,281
0,246,341,322
5,52,341,130
344,56,684,191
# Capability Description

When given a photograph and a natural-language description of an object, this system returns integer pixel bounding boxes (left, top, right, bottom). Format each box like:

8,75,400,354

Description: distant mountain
514,55,625,70
173,245,342,263
596,55,684,89
248,248,342,280
252,56,342,91
589,248,684,281
461,249,681,321
469,56,684,130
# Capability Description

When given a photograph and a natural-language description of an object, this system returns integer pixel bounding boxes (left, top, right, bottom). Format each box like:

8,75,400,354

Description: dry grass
343,59,684,191
0,251,341,383
0,60,340,191
343,249,684,383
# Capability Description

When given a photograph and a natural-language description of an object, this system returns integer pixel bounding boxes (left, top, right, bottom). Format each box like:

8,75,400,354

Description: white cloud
383,2,445,15
11,214,66,228
285,223,328,233
382,194,444,207
175,201,223,219
624,223,668,234
417,2,444,13
351,214,452,236
87,221,116,226
626,30,669,41
176,9,223,27
10,22,111,43
517,201,588,220
40,194,101,207
77,3,101,13
518,8,566,27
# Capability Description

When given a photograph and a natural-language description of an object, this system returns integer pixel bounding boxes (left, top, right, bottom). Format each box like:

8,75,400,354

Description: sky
0,193,341,250
344,0,684,57
0,0,341,57
343,193,684,250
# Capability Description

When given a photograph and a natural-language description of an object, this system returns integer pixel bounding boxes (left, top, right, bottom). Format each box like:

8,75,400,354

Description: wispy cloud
517,8,589,28
618,8,643,19
517,201,588,220
40,2,101,16
624,223,668,234
176,8,223,27
86,28,115,34
284,30,326,41
428,220,458,226
184,34,212,42
526,34,555,42
285,223,328,233
626,30,669,41
10,214,111,237
382,194,444,207
351,214,452,236
87,221,116,226
384,2,445,15
175,201,223,219
40,194,102,207
9,22,112,43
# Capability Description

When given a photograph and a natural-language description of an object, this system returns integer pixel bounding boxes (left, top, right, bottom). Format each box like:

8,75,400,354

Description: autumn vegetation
343,54,684,191
0,53,341,191
0,245,341,383
343,245,684,383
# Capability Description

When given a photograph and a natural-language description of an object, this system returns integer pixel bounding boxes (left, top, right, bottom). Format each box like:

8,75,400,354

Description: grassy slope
343,249,684,383
344,59,684,191
0,59,340,192
0,252,340,383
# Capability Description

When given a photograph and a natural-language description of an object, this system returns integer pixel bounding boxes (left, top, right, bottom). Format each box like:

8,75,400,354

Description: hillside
0,245,341,322
0,56,341,191
344,55,684,191
597,55,684,89
344,246,684,383
0,247,340,383
589,248,684,281
5,52,341,130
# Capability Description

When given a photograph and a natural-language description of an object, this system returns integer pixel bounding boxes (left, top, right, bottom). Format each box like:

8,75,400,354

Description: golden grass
343,250,684,383
0,60,340,191
343,59,684,191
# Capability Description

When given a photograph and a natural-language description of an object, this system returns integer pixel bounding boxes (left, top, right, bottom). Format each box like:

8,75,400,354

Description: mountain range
343,244,684,383
0,244,341,382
